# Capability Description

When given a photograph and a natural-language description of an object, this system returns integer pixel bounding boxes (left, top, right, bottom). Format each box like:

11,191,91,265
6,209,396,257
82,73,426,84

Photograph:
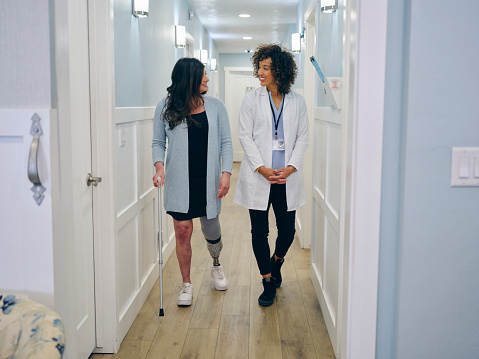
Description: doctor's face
258,58,276,89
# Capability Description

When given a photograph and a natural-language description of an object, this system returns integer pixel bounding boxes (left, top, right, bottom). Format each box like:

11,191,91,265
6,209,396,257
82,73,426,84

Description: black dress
167,111,208,221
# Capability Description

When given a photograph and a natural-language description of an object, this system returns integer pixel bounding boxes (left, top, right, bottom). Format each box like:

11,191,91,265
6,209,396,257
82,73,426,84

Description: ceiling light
321,0,338,13
239,14,251,18
132,0,149,18
243,36,252,40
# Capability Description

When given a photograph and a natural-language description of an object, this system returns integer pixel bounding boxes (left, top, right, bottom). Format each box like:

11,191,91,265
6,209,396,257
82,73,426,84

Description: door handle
86,173,102,187
28,113,46,205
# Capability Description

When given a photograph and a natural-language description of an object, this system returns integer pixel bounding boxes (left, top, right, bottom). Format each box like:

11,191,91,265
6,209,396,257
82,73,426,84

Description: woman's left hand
217,172,231,199
269,166,296,184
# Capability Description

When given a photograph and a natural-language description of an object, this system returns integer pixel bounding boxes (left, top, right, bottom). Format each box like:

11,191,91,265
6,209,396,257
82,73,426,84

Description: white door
224,68,260,162
309,6,343,356
73,1,96,355
56,0,97,357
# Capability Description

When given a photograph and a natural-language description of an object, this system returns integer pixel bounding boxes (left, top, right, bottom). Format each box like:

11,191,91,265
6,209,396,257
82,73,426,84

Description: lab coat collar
259,86,293,99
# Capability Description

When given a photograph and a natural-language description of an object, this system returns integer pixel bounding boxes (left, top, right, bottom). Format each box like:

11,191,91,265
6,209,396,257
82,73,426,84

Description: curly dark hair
162,57,205,130
251,44,298,95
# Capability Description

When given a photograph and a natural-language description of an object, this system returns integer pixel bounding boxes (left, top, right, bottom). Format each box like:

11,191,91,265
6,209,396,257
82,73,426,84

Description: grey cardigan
152,96,233,219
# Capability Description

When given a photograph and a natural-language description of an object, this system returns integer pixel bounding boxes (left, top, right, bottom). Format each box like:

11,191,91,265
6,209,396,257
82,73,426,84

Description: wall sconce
132,0,149,18
175,25,186,48
210,59,217,71
292,33,301,53
200,50,208,64
321,0,337,13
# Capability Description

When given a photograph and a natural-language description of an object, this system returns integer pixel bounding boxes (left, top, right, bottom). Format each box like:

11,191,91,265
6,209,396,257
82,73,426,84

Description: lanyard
268,92,284,139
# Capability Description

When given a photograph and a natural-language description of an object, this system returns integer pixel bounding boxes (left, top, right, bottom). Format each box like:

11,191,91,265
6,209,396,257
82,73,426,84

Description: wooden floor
90,163,335,359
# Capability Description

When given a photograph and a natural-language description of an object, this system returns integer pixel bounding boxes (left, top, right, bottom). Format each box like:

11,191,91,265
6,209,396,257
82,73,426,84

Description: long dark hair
162,57,205,130
251,44,297,95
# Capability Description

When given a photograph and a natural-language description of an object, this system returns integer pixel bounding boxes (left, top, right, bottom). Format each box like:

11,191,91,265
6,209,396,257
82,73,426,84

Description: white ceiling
187,0,299,54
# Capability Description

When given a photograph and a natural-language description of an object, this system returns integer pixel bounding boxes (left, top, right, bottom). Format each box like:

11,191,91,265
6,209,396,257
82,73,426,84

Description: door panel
311,109,342,353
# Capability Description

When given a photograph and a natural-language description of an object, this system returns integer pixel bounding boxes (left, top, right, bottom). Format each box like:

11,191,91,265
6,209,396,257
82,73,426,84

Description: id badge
272,139,285,151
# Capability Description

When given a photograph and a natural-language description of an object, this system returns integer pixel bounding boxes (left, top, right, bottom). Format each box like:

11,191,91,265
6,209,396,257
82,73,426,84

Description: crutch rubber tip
159,309,164,317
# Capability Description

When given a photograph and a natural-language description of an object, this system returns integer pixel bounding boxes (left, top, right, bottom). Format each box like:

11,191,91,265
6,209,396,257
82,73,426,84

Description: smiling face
199,69,209,94
257,58,277,91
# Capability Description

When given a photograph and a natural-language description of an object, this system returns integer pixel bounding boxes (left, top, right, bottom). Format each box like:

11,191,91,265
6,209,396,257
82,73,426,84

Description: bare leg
173,219,194,283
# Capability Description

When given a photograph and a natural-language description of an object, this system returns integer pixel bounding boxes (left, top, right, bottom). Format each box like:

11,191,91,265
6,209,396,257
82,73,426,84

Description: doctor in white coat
234,44,309,306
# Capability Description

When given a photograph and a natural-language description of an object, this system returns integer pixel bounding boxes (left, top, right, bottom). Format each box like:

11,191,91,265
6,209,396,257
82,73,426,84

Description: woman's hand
217,172,231,199
257,166,276,183
261,166,295,184
153,162,165,188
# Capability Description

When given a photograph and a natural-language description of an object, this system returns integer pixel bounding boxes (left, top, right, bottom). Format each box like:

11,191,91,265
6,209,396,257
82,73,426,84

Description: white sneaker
211,265,228,291
177,283,193,306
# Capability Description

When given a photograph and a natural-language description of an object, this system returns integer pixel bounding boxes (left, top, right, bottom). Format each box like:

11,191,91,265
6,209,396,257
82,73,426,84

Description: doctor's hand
257,166,276,183
217,172,231,199
269,166,296,184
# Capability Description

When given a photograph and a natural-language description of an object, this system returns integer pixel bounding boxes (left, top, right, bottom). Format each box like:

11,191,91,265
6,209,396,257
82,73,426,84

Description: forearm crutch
157,184,164,316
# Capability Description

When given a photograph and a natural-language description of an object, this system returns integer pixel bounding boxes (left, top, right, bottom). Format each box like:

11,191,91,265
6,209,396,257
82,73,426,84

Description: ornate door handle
28,113,46,205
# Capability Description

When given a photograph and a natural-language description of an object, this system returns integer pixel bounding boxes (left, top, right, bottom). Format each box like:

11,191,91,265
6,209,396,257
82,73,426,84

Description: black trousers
249,184,296,276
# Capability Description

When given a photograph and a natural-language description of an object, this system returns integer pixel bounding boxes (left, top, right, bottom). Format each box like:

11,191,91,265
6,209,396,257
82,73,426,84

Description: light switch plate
451,147,479,187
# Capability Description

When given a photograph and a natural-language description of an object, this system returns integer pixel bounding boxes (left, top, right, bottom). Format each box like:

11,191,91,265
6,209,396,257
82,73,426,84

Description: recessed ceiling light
239,14,251,18
243,36,252,40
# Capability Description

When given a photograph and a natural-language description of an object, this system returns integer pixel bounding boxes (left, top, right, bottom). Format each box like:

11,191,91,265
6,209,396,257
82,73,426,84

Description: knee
279,225,295,240
200,216,221,240
175,222,193,243
251,224,269,239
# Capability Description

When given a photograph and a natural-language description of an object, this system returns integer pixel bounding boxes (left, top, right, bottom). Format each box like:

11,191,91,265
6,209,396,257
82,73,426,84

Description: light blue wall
378,1,479,358
218,53,253,102
282,23,305,92
0,0,54,108
114,0,218,107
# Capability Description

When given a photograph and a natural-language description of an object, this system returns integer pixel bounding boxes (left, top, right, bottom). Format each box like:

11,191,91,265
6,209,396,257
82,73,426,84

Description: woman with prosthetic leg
153,57,233,306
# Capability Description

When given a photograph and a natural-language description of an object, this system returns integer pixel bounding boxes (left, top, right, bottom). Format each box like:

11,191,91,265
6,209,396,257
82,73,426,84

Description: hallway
90,164,334,359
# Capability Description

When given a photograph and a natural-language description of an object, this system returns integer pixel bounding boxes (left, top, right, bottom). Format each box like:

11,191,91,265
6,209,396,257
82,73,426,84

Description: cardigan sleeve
152,99,167,165
217,98,233,174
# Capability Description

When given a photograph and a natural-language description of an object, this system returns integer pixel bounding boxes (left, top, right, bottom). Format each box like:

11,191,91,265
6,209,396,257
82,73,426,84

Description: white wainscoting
113,107,176,342
310,107,343,352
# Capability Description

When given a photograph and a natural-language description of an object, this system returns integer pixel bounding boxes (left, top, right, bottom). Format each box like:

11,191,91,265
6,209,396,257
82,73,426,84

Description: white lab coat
233,86,309,211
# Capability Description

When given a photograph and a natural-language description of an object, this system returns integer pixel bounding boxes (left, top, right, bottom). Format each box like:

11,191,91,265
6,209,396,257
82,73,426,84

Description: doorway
224,67,260,162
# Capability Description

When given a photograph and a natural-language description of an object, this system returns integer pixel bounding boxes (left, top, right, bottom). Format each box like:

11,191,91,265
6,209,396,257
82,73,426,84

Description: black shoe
258,277,277,307
270,255,284,288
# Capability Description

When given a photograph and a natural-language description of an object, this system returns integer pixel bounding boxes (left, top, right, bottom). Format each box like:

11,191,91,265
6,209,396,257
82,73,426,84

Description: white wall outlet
451,147,479,187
